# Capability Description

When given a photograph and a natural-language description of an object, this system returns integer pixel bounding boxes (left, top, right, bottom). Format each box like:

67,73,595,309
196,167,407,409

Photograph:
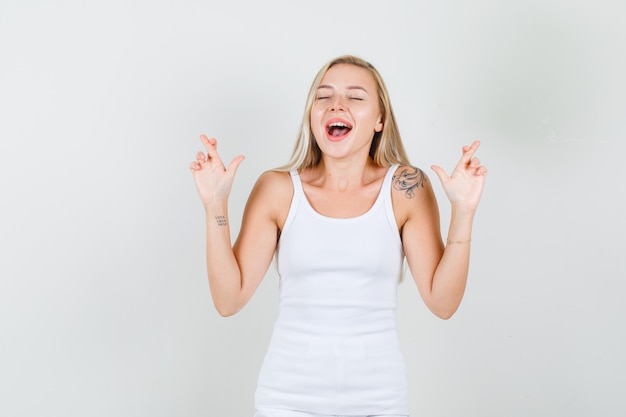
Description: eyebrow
317,84,369,93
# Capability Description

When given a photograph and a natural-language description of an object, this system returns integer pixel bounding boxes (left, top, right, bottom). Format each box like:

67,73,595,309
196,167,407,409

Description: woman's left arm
399,141,487,319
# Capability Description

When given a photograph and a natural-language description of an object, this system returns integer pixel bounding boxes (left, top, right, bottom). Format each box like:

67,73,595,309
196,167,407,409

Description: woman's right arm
190,135,286,316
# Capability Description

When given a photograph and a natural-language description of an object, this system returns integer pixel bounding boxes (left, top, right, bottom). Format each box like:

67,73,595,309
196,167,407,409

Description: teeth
328,122,350,128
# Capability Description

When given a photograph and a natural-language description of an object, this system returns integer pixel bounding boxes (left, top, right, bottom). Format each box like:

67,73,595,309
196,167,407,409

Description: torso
255,163,409,415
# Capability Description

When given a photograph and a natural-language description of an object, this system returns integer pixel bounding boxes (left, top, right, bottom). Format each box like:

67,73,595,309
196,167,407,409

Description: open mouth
325,119,353,139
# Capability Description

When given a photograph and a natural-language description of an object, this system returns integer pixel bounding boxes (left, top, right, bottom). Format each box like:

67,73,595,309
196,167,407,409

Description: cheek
360,109,383,131
310,107,324,123
309,114,325,138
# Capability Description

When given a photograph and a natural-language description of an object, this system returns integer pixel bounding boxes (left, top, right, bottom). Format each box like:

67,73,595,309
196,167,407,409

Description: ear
375,116,383,132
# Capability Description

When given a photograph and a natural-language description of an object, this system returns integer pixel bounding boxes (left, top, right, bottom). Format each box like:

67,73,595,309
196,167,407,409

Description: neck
313,155,378,191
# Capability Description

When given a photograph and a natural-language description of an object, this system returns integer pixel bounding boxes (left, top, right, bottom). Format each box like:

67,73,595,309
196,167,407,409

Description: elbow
430,304,459,320
216,307,237,317
211,289,245,317
435,310,456,320
427,291,465,320
214,301,242,318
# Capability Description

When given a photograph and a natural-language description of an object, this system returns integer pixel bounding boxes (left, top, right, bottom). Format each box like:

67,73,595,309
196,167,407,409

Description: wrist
446,238,471,245
450,205,476,220
203,196,228,210
203,202,229,219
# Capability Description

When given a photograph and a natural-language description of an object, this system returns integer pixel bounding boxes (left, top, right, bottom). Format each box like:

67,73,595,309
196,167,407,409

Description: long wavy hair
277,55,410,171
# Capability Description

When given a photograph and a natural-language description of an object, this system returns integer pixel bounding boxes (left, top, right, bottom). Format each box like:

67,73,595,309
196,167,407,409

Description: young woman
190,55,487,417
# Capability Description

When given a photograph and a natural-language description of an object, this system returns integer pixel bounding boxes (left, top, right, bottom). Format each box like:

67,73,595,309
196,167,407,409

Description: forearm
204,201,242,316
429,207,475,319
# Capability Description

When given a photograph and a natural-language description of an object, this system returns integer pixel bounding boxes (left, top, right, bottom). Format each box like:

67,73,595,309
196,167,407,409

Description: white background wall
1,1,625,416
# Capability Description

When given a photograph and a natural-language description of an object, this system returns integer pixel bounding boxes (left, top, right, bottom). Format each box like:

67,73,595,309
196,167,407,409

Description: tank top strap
381,164,400,198
280,170,304,236
289,169,305,197
382,164,401,240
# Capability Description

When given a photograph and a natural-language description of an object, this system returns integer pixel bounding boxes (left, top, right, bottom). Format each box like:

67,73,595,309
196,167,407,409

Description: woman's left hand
431,140,488,212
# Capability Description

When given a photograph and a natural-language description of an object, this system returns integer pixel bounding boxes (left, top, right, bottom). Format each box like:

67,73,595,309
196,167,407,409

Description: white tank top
255,164,408,415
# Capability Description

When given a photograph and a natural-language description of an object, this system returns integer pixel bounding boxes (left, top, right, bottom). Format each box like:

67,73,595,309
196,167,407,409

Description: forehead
319,64,378,90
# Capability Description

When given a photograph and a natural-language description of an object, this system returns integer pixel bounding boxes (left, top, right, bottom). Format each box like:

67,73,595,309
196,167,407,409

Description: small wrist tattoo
215,215,227,226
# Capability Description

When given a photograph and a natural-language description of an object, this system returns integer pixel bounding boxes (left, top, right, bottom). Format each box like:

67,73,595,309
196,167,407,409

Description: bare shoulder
391,165,429,198
253,170,293,197
248,170,293,229
391,165,438,227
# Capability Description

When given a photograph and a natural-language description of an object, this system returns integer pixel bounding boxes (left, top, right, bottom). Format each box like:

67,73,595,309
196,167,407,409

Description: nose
330,96,346,112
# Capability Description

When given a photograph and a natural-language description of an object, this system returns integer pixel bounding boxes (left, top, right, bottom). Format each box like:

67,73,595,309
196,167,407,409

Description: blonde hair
277,55,410,171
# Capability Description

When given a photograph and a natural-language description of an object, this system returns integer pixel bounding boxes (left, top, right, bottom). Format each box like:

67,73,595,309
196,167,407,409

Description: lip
324,117,353,142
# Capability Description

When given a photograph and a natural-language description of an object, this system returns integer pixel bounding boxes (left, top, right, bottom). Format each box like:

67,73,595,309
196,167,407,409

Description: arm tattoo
215,215,227,226
392,167,426,198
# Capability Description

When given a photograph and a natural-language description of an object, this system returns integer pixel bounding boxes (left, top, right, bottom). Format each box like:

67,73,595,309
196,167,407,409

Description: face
310,64,383,162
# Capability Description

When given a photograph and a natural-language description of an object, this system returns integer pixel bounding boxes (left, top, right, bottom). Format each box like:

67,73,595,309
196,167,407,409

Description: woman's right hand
189,135,245,207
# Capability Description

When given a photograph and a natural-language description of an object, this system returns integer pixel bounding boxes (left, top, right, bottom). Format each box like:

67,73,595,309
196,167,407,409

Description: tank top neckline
289,164,399,223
